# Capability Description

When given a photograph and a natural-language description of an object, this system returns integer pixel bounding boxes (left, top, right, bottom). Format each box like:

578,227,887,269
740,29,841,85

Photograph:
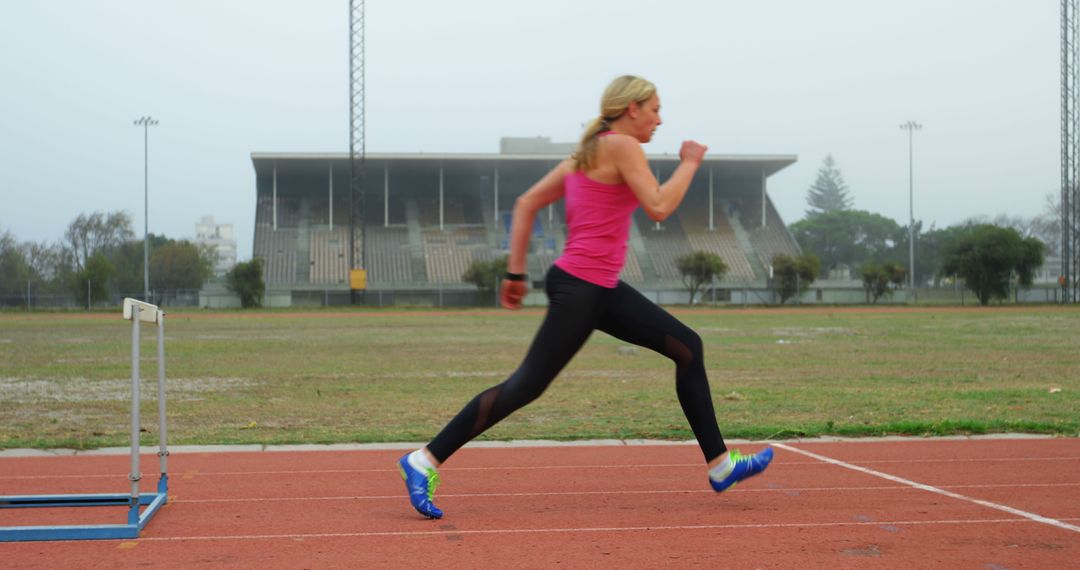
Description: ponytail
572,116,610,172
570,75,656,172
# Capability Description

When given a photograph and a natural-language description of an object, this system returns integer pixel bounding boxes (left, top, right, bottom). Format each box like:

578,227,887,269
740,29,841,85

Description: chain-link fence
2,284,1067,310
0,289,202,310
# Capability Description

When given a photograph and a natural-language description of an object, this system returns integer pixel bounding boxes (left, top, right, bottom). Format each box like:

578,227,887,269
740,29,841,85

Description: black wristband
504,272,527,282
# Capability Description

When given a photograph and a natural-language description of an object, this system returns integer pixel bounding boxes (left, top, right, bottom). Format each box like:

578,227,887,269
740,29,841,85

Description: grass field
0,305,1077,450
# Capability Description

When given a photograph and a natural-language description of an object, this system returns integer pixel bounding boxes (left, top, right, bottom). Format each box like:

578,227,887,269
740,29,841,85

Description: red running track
1,438,1078,569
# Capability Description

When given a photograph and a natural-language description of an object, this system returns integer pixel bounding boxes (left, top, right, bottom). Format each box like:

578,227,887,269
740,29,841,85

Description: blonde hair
572,75,657,171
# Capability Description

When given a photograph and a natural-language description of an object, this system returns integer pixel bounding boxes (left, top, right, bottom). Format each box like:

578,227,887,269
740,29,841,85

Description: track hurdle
0,298,170,541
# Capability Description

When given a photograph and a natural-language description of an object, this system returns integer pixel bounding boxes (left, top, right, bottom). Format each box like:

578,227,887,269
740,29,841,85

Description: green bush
676,250,727,303
226,259,265,308
462,256,508,291
860,262,905,304
772,253,821,304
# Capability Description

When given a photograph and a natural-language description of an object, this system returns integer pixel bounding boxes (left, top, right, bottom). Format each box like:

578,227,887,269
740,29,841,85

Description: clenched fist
501,279,527,310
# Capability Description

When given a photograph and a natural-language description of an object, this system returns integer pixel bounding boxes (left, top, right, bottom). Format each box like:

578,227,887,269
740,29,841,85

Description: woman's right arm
611,136,707,222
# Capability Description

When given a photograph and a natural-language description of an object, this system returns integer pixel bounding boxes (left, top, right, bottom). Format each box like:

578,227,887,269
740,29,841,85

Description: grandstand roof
251,152,797,180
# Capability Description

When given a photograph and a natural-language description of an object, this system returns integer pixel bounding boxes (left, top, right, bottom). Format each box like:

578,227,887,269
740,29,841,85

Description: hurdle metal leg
157,313,169,495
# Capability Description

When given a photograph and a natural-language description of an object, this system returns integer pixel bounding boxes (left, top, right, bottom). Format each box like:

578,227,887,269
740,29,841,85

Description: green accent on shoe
710,447,774,493
425,468,440,502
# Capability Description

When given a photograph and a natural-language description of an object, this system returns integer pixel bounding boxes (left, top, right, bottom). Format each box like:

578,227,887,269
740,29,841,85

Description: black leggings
426,265,727,464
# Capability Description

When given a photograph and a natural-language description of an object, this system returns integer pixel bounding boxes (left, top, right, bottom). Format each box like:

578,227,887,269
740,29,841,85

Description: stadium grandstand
248,137,799,305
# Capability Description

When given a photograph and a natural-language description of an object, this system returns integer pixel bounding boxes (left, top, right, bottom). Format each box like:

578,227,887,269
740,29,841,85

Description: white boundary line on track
136,518,1080,542
166,482,1080,504
0,433,1064,458
4,456,1078,481
773,442,1080,534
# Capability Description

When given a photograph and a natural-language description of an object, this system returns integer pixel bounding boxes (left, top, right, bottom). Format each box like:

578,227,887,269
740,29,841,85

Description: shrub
226,259,265,308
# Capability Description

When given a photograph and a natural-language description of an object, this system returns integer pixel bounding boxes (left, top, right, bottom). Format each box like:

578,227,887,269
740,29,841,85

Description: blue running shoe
398,453,443,519
709,447,774,493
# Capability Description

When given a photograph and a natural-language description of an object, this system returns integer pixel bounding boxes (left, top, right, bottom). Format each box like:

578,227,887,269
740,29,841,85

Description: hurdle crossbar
0,298,170,542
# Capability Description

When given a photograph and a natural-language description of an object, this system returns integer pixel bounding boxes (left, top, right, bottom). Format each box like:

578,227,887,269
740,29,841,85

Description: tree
462,257,508,291
676,250,728,303
1030,192,1061,257
64,211,134,271
0,230,32,305
805,155,853,215
72,253,114,308
20,240,71,296
110,239,146,295
150,240,213,290
789,210,902,276
912,223,969,287
940,224,1046,306
772,253,820,304
226,259,265,308
860,262,905,304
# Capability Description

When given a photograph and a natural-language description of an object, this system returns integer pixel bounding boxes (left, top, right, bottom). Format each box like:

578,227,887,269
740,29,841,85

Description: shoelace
731,449,767,472
426,470,441,501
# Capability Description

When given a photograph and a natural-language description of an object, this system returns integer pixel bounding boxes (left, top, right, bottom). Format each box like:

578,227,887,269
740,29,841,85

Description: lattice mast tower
1064,0,1079,303
349,0,366,285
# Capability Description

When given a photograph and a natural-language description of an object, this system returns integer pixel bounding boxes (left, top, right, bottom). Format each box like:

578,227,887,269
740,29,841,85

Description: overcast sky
0,1,1060,260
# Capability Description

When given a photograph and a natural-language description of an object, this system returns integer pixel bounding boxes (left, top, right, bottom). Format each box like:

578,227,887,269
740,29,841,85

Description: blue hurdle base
0,475,168,542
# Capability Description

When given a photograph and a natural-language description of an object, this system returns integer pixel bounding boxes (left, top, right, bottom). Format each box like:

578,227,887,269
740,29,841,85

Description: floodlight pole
134,116,158,302
1063,0,1080,303
349,0,366,304
900,121,922,292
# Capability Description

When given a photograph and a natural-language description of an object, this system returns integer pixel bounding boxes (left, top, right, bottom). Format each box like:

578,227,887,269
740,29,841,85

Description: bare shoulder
601,133,641,153
599,134,646,169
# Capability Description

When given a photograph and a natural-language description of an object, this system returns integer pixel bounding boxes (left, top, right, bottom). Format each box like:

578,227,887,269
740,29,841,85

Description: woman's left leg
596,282,726,463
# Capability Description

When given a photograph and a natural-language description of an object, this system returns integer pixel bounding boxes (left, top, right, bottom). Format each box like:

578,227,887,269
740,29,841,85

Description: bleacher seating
417,196,467,227
309,228,348,284
254,228,297,284
252,177,795,290
730,194,762,231
423,228,486,283
331,195,351,226
634,212,693,281
462,193,484,225
620,248,644,283
363,193,406,227
679,198,757,281
366,226,411,283
276,197,301,228
530,252,559,280
256,194,273,227
749,200,800,269
309,197,329,226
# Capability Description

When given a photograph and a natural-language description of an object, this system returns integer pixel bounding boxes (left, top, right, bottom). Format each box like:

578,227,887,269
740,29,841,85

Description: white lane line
4,456,1078,480
773,442,1080,534
168,482,1080,504
136,518,1055,542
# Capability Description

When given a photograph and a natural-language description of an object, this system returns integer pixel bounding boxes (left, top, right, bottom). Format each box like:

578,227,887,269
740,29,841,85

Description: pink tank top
553,169,640,288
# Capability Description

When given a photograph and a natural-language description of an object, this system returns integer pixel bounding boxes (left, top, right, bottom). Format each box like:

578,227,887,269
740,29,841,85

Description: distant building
195,216,236,276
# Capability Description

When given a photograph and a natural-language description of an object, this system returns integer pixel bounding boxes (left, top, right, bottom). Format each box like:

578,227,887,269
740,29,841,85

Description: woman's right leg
425,266,608,463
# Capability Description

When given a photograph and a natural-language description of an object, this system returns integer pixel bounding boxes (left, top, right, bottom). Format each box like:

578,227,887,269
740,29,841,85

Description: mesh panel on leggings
665,334,694,368
470,386,502,439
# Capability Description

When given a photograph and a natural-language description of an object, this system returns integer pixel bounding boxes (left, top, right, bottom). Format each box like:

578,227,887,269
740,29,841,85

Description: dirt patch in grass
0,376,256,403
